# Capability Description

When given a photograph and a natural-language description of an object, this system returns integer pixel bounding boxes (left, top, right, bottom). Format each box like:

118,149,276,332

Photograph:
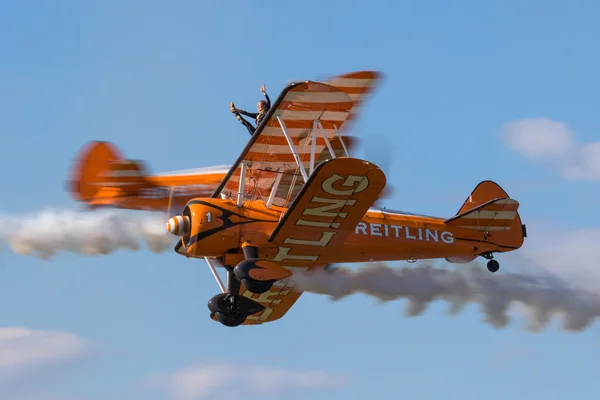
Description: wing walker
160,71,527,327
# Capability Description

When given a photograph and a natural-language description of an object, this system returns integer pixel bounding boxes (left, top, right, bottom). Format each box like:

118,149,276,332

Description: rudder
447,180,526,252
67,141,125,202
454,180,511,215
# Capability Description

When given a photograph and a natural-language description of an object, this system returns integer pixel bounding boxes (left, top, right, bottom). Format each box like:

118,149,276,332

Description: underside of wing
234,263,329,325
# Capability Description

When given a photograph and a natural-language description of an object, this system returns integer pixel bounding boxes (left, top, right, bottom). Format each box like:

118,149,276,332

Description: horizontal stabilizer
444,197,519,232
99,160,151,188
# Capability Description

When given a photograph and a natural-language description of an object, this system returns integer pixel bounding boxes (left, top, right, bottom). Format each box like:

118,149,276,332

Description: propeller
166,186,191,237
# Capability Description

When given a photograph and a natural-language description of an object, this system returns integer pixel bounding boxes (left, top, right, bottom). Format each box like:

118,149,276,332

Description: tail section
446,180,526,252
445,197,519,232
101,159,151,189
67,141,154,206
68,141,125,202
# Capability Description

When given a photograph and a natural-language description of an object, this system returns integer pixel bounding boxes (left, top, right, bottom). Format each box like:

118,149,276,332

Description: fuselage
177,198,504,265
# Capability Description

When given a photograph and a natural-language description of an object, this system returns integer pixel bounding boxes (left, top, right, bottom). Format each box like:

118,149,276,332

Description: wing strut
333,123,350,157
277,116,309,182
205,257,226,293
237,161,249,207
266,168,283,209
317,120,336,159
309,120,317,175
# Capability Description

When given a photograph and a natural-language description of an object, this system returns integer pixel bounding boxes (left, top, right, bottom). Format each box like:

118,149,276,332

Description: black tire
214,311,247,327
242,277,275,294
487,259,500,273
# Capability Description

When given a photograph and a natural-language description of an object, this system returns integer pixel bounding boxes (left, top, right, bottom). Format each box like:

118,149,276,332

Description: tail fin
67,141,153,204
68,141,125,202
446,180,526,251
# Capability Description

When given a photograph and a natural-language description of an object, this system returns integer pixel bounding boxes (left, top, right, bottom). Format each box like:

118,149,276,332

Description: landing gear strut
205,256,265,327
481,252,500,273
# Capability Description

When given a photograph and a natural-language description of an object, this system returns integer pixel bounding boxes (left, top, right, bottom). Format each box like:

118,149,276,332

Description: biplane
163,70,528,327
67,140,231,214
90,71,527,327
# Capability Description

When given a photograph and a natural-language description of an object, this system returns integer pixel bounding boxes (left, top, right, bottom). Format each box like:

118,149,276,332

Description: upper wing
325,70,384,134
212,81,360,210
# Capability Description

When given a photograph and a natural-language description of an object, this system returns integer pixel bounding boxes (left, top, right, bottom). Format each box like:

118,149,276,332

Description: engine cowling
167,201,242,258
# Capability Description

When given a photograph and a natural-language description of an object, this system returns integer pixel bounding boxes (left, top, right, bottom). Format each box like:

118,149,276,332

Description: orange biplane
162,70,527,327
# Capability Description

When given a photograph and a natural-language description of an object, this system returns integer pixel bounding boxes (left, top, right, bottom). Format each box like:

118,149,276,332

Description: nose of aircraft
167,215,190,236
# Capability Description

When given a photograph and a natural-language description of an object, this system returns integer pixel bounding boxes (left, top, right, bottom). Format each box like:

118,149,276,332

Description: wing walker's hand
260,84,266,94
230,101,237,112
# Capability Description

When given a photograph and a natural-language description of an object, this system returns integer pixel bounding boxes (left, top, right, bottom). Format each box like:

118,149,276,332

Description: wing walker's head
257,100,269,113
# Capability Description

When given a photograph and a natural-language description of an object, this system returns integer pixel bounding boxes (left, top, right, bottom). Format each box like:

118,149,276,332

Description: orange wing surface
325,70,384,134
236,276,307,325
268,157,386,254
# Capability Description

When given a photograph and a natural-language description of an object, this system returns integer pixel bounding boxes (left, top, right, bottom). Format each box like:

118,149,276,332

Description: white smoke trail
0,209,174,259
292,262,600,332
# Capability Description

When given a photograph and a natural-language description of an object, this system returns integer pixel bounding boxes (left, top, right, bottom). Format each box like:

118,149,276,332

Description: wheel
241,277,274,294
487,259,499,273
214,311,247,327
207,293,265,327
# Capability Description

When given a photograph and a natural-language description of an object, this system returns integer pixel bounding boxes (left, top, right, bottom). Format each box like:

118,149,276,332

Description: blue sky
1,0,600,399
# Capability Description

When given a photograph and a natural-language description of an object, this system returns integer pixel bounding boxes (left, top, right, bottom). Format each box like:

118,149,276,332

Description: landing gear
487,259,499,273
204,245,287,327
204,257,265,327
207,292,264,327
481,252,500,273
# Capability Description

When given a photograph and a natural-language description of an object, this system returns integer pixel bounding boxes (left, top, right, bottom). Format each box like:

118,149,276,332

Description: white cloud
0,327,86,381
147,362,349,400
500,117,600,180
